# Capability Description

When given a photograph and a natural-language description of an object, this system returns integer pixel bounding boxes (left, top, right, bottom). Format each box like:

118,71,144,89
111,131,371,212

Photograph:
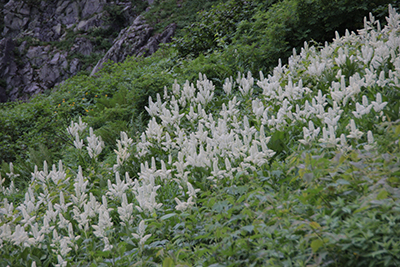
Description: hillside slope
1,0,398,168
0,4,400,266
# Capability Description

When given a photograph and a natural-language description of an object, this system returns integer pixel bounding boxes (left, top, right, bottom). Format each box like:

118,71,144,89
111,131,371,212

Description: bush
176,0,400,75
144,0,222,34
173,0,267,58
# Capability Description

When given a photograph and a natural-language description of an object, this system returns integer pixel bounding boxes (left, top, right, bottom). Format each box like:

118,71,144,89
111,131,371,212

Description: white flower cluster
86,127,104,159
254,7,399,151
0,163,19,195
114,131,133,168
0,161,80,263
67,116,87,150
131,220,152,247
0,159,153,261
135,71,279,210
68,116,105,159
117,5,400,211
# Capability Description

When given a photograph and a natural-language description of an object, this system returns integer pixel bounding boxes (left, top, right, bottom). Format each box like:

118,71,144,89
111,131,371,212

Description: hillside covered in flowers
1,4,400,267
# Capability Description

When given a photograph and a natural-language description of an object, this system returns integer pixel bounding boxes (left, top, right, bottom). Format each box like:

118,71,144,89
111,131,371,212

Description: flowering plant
1,5,400,266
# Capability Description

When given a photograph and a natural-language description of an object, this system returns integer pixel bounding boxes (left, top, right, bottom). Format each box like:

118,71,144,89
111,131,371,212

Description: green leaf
160,213,177,220
367,250,387,257
395,125,400,135
118,241,127,255
162,257,175,267
241,225,254,233
354,205,370,214
309,222,321,229
376,189,389,200
311,239,324,253
336,179,350,185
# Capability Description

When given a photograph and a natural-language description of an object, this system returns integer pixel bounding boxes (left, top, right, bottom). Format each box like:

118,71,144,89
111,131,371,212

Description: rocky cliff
0,0,176,102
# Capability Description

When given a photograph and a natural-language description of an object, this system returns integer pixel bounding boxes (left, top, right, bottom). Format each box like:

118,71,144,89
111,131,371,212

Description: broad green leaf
163,257,174,267
241,225,254,233
160,213,176,220
376,189,388,200
336,179,350,185
395,125,400,135
367,250,387,257
354,205,370,214
310,221,321,229
311,239,324,253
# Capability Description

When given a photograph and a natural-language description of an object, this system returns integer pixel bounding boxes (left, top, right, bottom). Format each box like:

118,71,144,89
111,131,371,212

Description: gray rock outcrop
0,0,176,102
91,16,176,75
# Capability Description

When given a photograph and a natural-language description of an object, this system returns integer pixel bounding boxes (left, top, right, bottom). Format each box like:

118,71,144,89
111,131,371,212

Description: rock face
91,16,176,75
0,0,176,102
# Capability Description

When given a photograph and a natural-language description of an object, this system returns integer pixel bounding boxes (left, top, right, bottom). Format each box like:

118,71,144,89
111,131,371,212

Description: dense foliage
1,4,400,266
175,0,400,74
3,0,400,167
173,0,268,58
143,0,223,35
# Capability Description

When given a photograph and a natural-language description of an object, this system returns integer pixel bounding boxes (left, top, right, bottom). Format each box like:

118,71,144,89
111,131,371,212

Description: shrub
144,0,222,34
173,0,267,58
176,0,400,74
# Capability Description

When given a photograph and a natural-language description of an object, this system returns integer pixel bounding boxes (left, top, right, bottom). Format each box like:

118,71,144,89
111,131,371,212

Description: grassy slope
2,0,398,169
0,0,225,167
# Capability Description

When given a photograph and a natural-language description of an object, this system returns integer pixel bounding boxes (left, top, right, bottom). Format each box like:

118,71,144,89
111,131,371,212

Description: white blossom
364,130,377,151
92,205,113,238
114,132,132,166
67,116,87,137
223,77,233,95
319,126,340,147
371,92,388,112
73,132,84,150
237,71,254,96
86,127,104,159
347,119,364,140
118,193,134,226
55,255,68,267
54,191,72,214
71,166,88,208
175,197,190,211
336,134,351,153
299,121,321,146
145,96,159,117
132,220,152,247
102,236,113,252
11,225,29,247
107,172,128,200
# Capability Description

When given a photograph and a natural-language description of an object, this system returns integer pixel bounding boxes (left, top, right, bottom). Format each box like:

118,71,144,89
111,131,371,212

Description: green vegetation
3,0,399,166
1,1,400,266
175,0,399,74
173,0,277,58
144,0,222,35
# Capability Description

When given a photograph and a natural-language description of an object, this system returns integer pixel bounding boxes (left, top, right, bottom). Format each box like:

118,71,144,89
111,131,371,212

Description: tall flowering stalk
86,127,104,160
